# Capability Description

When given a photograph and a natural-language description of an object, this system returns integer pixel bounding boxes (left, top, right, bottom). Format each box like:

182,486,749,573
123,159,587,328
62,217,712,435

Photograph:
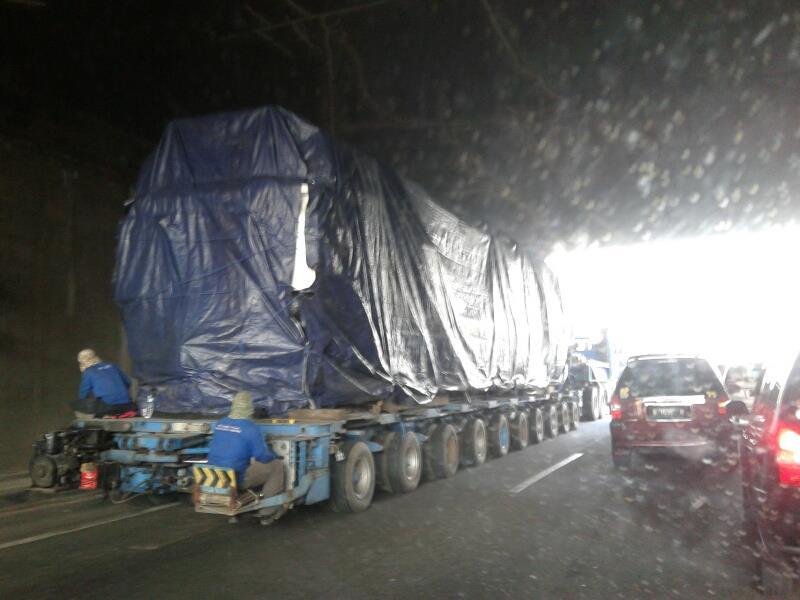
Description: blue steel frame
72,392,578,505
75,418,345,501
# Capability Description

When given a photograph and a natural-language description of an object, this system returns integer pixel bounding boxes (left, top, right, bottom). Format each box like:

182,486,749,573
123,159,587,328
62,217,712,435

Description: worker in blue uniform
207,391,284,497
74,349,137,418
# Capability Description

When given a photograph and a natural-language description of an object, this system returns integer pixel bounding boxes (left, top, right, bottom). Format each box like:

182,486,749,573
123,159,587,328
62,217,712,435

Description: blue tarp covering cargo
114,106,569,415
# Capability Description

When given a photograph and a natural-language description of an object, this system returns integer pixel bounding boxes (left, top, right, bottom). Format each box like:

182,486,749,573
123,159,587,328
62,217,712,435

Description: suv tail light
776,426,800,486
716,392,730,416
610,394,622,421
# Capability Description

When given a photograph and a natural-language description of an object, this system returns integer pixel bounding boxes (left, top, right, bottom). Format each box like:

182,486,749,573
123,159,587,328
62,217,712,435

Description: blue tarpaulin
114,106,569,415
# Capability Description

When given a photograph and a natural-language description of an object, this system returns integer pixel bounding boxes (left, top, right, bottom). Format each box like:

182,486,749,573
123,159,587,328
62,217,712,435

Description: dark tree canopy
2,0,799,251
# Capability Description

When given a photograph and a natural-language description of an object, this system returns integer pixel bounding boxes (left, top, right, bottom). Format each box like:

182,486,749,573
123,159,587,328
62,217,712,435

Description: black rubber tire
760,557,795,597
30,455,57,488
425,423,460,479
569,402,580,431
511,411,530,450
385,431,422,493
488,414,510,458
422,424,439,481
375,431,398,492
558,402,570,434
545,404,558,438
582,385,600,421
529,407,544,444
461,418,488,467
330,441,376,513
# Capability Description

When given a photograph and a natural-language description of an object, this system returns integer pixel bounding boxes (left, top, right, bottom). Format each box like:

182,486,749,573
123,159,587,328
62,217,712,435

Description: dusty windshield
2,1,800,598
619,359,721,397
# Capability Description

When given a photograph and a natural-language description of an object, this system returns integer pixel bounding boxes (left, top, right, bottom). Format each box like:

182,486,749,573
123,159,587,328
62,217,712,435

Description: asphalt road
0,419,765,599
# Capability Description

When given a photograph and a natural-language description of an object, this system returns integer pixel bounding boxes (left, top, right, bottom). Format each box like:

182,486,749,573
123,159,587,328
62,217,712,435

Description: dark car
722,363,764,414
565,361,611,421
740,353,800,594
610,355,735,468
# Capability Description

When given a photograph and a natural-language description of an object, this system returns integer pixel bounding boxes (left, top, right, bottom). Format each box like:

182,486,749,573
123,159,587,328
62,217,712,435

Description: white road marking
509,452,584,494
0,502,180,551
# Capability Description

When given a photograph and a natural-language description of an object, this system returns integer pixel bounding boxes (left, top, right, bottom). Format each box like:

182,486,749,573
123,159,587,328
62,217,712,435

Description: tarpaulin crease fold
114,106,569,415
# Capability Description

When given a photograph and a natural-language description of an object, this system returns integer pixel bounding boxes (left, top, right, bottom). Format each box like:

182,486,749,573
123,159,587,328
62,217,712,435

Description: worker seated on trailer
73,349,137,419
207,391,284,497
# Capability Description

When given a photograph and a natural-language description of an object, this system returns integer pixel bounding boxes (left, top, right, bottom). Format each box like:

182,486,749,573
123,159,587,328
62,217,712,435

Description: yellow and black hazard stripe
193,466,237,489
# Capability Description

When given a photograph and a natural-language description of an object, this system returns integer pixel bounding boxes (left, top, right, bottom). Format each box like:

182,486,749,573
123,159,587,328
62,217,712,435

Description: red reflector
776,428,800,486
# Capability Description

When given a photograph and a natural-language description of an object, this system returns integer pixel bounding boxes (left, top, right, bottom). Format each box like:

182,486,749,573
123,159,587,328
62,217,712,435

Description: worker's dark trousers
72,395,136,418
243,460,284,497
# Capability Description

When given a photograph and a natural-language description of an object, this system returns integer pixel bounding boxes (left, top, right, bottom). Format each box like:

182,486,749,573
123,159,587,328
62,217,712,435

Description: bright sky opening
546,225,800,368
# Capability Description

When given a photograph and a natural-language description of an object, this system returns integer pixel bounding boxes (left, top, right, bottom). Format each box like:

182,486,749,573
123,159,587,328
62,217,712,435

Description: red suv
610,355,734,468
741,354,800,594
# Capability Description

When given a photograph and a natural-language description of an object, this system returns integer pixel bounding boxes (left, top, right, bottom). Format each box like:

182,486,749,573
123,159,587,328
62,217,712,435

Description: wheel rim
352,455,373,500
475,422,487,459
404,444,421,482
549,406,557,427
536,411,544,437
499,420,509,450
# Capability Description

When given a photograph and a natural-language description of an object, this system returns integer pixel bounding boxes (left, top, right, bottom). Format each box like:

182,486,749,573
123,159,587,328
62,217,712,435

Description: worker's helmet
77,348,102,372
229,391,254,420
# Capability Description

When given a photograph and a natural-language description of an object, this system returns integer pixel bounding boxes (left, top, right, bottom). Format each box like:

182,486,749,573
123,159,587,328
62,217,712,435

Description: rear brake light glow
777,428,800,463
610,395,622,420
776,427,800,486
712,392,729,416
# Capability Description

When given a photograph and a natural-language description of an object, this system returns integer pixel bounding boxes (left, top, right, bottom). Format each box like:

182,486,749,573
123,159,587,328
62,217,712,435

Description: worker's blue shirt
79,362,131,405
207,417,277,485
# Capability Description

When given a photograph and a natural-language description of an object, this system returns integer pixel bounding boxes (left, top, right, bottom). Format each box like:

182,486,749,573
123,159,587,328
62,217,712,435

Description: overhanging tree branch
222,0,403,40
479,0,560,100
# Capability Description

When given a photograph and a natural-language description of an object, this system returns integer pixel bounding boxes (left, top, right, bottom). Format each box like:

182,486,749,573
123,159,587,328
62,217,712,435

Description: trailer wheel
385,431,422,493
461,418,488,467
558,402,570,434
569,402,580,431
511,411,530,450
488,414,510,458
582,385,600,421
425,424,460,479
529,407,545,444
375,432,398,492
30,455,57,488
331,441,375,513
545,404,558,438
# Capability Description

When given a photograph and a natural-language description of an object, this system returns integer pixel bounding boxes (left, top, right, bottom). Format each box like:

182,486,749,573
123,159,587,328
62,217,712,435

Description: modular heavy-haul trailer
28,105,583,522
30,392,581,524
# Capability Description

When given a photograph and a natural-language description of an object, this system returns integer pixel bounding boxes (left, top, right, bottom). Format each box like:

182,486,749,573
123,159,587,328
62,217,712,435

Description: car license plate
647,406,688,420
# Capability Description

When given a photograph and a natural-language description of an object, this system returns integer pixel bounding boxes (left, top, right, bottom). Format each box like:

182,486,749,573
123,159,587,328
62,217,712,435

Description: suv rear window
617,358,721,398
